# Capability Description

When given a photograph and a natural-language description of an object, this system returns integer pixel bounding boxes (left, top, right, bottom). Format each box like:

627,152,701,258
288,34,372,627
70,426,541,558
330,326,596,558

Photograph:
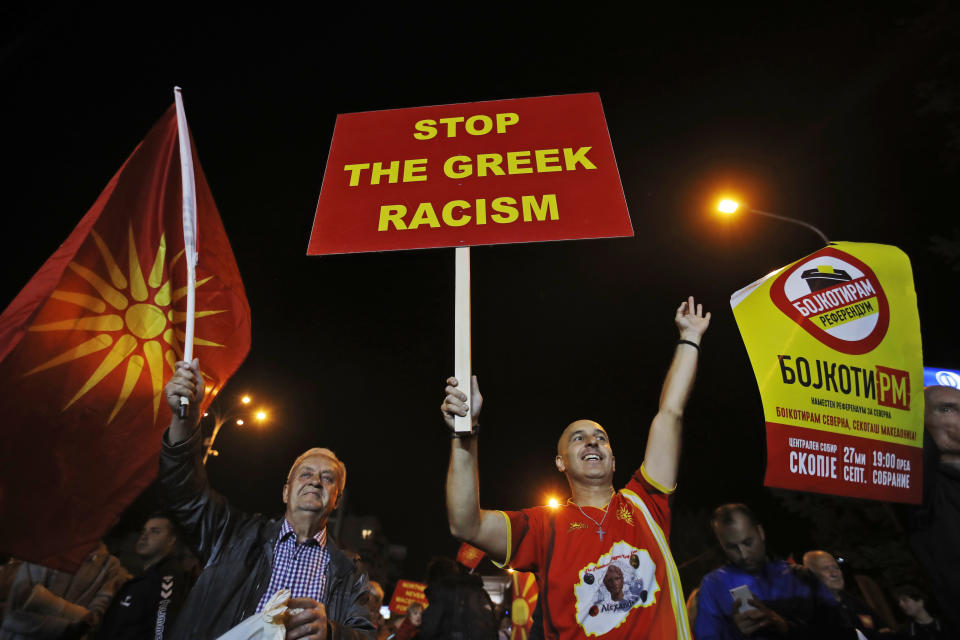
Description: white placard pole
454,247,472,433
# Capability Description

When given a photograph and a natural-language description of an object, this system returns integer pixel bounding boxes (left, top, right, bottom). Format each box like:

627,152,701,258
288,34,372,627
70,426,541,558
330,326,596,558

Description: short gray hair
287,447,347,494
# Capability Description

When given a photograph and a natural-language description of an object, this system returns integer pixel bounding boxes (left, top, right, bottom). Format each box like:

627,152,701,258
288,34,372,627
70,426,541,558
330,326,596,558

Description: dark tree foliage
911,4,960,270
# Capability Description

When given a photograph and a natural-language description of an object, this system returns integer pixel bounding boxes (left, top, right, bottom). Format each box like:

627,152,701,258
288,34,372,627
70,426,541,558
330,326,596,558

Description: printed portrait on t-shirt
573,540,658,636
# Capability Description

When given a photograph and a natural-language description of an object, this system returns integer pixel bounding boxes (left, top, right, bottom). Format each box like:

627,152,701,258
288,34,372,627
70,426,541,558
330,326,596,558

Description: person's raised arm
642,296,711,490
159,359,242,565
441,376,509,563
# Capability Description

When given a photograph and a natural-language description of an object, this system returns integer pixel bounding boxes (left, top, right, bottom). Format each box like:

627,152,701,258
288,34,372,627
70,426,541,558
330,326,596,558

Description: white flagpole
174,87,199,419
454,247,472,433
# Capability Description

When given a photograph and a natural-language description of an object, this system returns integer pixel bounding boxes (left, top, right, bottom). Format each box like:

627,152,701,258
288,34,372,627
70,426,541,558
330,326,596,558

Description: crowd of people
0,296,957,639
439,298,957,640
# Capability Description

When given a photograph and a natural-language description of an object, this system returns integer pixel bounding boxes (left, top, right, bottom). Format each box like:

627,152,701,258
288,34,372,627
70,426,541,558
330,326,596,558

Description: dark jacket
97,554,192,640
419,574,497,640
908,435,960,637
159,428,375,640
832,590,883,636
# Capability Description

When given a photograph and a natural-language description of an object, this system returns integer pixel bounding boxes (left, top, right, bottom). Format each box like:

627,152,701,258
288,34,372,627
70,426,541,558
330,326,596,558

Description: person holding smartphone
694,504,850,639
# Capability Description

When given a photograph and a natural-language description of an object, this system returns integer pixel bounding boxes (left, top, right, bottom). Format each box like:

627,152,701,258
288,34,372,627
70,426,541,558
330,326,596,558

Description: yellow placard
731,242,923,503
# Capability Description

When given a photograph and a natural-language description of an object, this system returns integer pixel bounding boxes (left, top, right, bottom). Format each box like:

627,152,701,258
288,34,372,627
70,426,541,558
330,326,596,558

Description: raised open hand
675,296,711,342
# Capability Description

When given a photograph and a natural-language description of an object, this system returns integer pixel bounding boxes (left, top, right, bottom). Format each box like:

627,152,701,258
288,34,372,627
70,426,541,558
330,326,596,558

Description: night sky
3,4,958,584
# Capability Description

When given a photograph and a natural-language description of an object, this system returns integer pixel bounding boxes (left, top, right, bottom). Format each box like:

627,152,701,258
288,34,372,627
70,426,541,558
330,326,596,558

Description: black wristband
677,339,700,352
450,423,480,439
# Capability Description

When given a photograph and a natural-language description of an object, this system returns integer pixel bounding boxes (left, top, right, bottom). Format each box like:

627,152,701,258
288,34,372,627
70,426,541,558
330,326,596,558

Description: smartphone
729,585,757,611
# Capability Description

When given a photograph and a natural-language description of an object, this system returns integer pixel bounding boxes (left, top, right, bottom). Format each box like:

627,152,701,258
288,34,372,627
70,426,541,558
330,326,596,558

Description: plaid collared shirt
256,520,330,612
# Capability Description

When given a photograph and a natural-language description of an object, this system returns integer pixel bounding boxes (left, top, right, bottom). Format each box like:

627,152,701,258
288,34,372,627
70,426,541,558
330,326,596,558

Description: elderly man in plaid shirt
160,360,375,640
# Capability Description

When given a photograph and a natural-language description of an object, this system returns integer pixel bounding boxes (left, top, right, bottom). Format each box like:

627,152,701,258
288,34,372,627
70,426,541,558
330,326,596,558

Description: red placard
308,93,632,255
764,422,922,503
388,579,429,615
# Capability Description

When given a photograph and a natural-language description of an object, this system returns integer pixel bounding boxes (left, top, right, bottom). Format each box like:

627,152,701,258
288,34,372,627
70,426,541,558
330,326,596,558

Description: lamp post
717,199,830,246
202,394,269,464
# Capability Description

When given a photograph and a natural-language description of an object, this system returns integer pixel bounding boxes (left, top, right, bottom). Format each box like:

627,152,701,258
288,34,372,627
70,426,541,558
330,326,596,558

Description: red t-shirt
497,466,691,639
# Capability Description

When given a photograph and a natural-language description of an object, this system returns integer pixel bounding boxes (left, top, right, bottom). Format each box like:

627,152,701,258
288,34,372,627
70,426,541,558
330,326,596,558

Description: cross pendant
596,528,605,540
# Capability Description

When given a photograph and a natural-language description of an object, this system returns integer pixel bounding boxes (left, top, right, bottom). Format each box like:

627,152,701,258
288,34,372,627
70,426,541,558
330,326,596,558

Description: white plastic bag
215,589,303,640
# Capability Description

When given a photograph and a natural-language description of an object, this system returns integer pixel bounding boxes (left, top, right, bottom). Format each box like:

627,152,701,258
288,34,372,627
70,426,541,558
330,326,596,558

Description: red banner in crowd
308,93,632,255
388,579,429,615
0,104,251,569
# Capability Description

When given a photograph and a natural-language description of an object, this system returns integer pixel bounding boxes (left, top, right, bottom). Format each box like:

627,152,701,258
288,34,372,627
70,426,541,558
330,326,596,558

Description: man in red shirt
442,296,710,639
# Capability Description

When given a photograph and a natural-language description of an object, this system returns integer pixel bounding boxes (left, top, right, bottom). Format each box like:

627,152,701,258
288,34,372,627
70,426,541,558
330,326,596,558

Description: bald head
555,420,615,484
558,420,607,455
803,550,843,592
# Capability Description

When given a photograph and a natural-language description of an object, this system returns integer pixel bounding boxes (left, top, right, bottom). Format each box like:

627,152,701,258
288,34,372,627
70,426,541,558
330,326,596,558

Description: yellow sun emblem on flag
617,505,634,526
24,224,225,424
511,571,538,640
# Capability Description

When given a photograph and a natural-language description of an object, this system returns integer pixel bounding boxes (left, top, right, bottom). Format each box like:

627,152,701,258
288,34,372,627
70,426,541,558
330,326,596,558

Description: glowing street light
202,394,271,464
716,198,830,245
547,497,561,509
717,199,739,214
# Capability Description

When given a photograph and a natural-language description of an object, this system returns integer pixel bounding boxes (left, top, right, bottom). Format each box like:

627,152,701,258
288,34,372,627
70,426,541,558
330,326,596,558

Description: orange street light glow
235,418,244,426
718,199,740,214
255,410,267,422
547,497,561,509
241,395,252,405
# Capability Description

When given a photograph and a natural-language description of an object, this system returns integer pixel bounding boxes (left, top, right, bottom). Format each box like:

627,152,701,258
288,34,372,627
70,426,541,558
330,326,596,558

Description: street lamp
202,394,270,464
716,199,830,245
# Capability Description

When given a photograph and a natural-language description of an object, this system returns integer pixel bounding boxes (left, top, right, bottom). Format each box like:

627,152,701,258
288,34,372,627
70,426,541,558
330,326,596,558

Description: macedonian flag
510,571,539,640
0,100,251,570
456,542,485,570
